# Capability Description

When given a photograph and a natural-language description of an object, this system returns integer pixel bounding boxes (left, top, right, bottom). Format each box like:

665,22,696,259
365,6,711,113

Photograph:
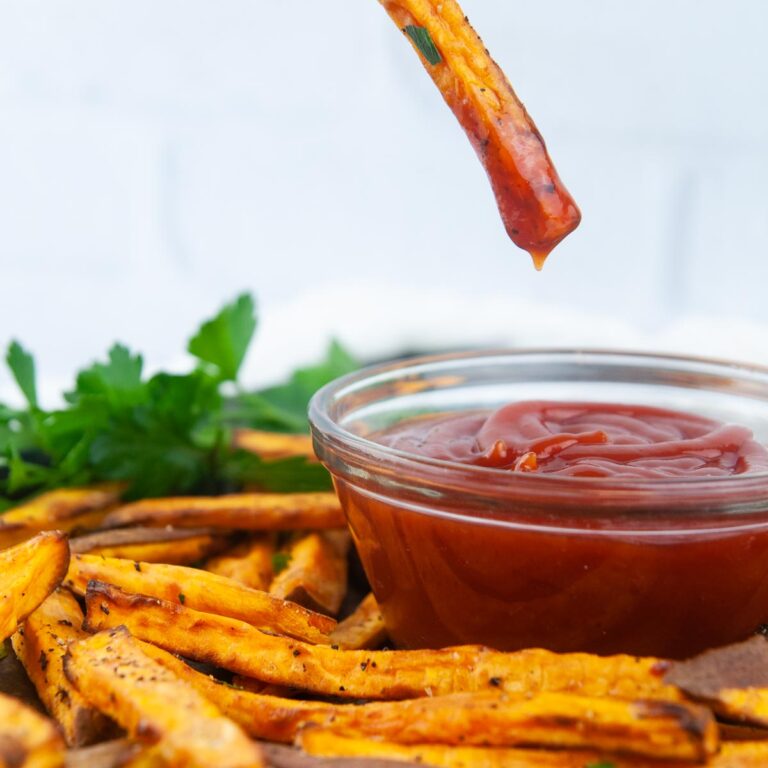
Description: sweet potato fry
84,582,680,702
377,0,580,265
329,594,388,650
70,527,224,565
297,730,689,768
233,430,317,463
0,531,70,643
204,535,276,591
713,741,768,767
664,636,768,728
270,532,349,616
262,743,423,768
0,485,123,549
136,639,715,757
67,555,335,643
101,493,344,531
63,627,264,768
11,590,113,747
64,739,142,768
0,690,65,768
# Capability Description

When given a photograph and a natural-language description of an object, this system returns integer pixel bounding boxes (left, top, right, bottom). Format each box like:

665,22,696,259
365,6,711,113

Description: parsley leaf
584,762,616,768
188,293,257,381
404,25,442,66
272,552,292,574
6,341,38,408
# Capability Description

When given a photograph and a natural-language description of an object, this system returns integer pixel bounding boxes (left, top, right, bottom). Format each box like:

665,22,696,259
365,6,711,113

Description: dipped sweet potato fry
70,527,224,565
0,485,123,549
0,531,70,642
204,535,276,591
378,0,580,266
329,593,388,650
11,590,112,747
0,690,65,768
270,532,349,616
65,554,335,643
101,493,344,531
63,627,264,768
84,582,680,702
136,641,716,758
233,430,317,463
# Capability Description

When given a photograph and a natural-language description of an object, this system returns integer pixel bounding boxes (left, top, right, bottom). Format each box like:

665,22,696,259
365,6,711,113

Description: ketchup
334,401,768,657
377,401,768,479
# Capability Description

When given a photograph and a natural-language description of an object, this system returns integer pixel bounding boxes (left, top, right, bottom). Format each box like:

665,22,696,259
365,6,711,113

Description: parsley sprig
0,293,357,508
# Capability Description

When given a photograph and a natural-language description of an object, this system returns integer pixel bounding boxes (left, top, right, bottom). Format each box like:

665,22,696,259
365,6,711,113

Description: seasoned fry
64,739,141,768
233,430,317,463
0,531,70,643
136,640,715,757
84,582,679,702
70,527,224,565
67,555,335,643
377,0,580,265
297,730,687,768
63,627,263,768
101,493,344,531
665,636,768,728
0,485,123,549
714,741,768,767
263,743,424,768
270,532,349,616
204,535,276,591
0,690,65,768
330,593,388,650
11,590,112,747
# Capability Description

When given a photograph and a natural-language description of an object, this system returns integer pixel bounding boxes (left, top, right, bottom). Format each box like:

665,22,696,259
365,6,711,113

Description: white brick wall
0,0,767,399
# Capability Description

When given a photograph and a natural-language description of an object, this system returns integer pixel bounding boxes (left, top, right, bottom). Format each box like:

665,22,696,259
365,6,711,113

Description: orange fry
233,430,317,463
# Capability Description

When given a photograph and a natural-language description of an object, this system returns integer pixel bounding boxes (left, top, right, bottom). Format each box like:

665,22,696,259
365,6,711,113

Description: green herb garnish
272,552,292,575
404,25,442,65
178,593,186,605
584,762,616,768
0,293,357,507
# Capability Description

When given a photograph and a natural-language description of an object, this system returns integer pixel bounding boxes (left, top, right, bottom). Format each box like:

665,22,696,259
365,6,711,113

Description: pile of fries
1,431,768,768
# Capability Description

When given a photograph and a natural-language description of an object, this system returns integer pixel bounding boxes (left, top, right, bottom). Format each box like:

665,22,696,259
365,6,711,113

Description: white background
1,1,767,400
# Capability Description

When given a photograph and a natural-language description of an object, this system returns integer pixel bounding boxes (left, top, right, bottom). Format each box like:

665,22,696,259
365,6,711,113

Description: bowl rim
308,347,768,495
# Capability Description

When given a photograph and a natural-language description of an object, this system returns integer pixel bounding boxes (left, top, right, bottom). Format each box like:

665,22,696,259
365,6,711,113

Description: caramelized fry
297,730,688,768
70,527,224,565
0,690,65,768
204,535,276,591
66,555,335,644
0,485,123,549
63,627,263,768
378,0,580,265
101,493,344,531
233,430,317,463
134,640,716,758
84,582,679,702
270,532,349,616
0,531,70,642
330,593,388,650
11,590,112,747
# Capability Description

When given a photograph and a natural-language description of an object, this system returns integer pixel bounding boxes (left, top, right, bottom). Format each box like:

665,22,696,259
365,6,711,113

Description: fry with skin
270,532,349,616
377,0,580,265
0,690,65,768
204,535,276,591
11,590,112,747
63,627,263,768
84,582,680,702
134,640,716,758
233,430,317,463
297,730,691,768
330,593,388,650
0,531,70,642
101,493,344,531
66,555,335,643
70,527,224,565
0,485,123,549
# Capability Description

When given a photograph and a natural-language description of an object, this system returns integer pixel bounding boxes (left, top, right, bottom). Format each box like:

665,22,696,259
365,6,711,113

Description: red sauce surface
337,402,768,657
378,401,768,478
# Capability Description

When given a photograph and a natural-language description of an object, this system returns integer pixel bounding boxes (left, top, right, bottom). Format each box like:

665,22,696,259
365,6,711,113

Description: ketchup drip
377,401,768,479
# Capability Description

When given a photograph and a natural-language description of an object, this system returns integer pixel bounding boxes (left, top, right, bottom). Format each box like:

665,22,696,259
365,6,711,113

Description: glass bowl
308,350,768,658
